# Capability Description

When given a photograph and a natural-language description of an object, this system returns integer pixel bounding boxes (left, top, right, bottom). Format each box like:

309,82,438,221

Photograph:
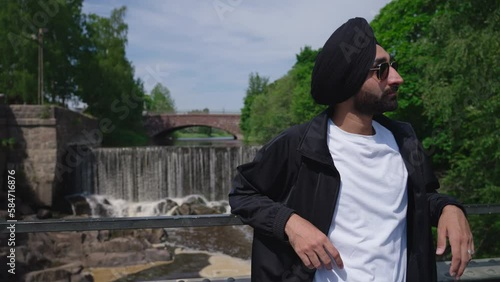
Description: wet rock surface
0,217,171,282
0,194,251,281
23,263,93,282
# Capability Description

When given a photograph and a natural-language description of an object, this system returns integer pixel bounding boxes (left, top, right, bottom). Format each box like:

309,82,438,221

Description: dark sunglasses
370,61,398,80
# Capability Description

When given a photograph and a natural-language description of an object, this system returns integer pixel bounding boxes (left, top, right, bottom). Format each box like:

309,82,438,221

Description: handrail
1,214,244,233
462,204,500,215
1,204,499,234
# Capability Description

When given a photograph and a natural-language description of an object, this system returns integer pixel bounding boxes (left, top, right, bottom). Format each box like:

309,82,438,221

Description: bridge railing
145,110,241,115
2,204,499,233
1,204,499,281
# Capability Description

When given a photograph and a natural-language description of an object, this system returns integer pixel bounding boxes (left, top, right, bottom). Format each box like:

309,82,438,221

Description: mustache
384,85,399,95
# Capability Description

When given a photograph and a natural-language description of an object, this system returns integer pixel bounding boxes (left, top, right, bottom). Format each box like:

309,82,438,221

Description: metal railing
1,204,500,234
1,204,499,281
1,214,243,233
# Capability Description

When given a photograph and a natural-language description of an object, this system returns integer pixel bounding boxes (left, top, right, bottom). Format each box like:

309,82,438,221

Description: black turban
311,17,377,105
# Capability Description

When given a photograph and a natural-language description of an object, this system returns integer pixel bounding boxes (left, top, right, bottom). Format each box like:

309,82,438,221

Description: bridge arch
144,113,242,140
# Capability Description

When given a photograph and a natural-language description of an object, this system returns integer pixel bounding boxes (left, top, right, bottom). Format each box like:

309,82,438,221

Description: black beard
353,86,399,115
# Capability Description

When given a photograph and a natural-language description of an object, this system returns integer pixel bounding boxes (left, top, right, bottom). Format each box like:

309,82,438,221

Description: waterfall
75,146,260,202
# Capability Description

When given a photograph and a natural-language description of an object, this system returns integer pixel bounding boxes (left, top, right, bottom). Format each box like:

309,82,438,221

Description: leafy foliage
240,72,269,140
0,0,85,104
145,83,176,113
0,137,15,149
246,73,295,144
77,6,147,145
242,47,326,144
0,2,149,146
290,46,327,124
372,0,500,258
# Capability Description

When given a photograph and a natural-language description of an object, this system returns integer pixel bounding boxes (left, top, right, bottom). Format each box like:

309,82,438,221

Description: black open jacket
229,109,464,282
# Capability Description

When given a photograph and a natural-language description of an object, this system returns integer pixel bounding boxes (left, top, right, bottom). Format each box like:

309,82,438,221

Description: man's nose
388,66,404,85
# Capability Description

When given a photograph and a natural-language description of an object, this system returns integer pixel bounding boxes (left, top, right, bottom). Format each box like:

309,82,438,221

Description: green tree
0,0,33,103
372,0,500,198
240,72,269,139
0,2,148,146
242,46,326,144
145,83,176,113
290,46,327,124
246,73,295,144
0,0,84,105
418,3,499,258
77,7,147,146
44,0,85,106
372,0,499,258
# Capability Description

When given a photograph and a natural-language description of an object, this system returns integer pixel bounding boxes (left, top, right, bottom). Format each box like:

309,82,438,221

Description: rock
157,198,178,214
144,248,173,262
36,208,52,219
214,201,230,214
121,228,166,244
14,227,173,279
21,214,38,221
66,195,91,216
190,203,218,215
108,228,164,243
89,237,150,253
28,233,57,258
13,245,29,264
97,230,110,242
27,231,94,265
85,252,145,267
18,202,35,216
0,209,9,220
91,201,113,217
173,202,219,215
184,195,207,205
23,262,93,282
176,203,191,215
24,252,53,271
84,247,172,268
147,228,167,244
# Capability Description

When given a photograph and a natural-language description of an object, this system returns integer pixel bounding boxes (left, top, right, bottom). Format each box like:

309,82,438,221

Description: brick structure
144,113,242,140
0,105,99,208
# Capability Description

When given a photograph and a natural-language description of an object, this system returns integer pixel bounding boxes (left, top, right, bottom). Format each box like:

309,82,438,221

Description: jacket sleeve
229,130,297,241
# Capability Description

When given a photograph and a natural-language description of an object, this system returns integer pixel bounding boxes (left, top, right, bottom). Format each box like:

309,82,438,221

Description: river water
67,142,260,280
72,145,259,201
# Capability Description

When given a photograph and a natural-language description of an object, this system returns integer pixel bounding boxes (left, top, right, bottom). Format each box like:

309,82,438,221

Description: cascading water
64,145,258,280
75,146,260,202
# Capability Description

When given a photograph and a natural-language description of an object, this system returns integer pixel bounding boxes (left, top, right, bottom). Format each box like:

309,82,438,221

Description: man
229,17,473,282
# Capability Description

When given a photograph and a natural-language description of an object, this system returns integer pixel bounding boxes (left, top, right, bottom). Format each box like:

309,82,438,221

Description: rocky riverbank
0,194,252,282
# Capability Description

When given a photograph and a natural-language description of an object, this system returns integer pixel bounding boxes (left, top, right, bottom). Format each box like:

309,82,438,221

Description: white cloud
82,0,392,112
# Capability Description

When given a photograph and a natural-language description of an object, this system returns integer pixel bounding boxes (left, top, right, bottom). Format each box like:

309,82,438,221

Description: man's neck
331,107,374,135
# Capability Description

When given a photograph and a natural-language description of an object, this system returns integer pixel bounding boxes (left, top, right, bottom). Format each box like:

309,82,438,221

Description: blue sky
82,0,392,112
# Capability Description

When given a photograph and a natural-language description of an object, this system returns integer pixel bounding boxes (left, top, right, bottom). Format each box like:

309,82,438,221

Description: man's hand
436,205,474,280
285,213,343,270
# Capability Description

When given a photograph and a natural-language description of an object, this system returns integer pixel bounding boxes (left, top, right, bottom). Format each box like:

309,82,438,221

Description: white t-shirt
313,120,408,282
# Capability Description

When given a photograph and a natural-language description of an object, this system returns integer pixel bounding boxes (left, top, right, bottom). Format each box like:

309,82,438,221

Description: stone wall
0,105,99,209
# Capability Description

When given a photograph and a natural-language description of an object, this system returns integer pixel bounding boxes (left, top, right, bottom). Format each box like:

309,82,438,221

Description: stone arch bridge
144,113,242,141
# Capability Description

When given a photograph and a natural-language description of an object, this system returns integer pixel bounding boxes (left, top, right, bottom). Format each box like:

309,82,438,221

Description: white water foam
82,194,231,218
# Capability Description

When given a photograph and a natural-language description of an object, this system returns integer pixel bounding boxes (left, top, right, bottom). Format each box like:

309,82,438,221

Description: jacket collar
297,108,413,167
373,114,414,150
296,108,335,167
